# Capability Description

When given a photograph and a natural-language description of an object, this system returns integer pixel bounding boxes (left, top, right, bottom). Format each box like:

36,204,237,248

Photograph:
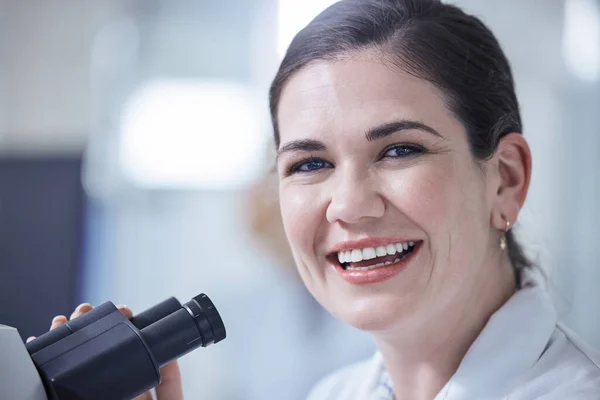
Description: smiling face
275,53,505,334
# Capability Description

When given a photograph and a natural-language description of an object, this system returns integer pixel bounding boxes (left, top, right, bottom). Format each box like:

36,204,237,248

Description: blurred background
0,0,598,398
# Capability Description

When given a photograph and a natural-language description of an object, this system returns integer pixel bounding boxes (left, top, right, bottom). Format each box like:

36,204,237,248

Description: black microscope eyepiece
25,293,226,400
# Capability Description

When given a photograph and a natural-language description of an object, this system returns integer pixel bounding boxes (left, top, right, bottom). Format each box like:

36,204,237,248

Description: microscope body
0,324,48,400
0,294,225,400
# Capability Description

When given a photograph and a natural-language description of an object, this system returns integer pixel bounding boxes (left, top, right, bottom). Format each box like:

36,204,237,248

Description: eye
287,157,332,175
382,144,425,159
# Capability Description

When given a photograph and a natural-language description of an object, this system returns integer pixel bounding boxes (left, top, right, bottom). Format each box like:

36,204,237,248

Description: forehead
277,54,458,142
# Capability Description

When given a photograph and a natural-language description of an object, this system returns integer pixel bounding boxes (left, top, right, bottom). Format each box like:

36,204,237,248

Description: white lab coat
307,282,600,399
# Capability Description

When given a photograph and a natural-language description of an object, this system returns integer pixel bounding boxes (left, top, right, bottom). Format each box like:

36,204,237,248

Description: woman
269,0,600,398
47,0,600,398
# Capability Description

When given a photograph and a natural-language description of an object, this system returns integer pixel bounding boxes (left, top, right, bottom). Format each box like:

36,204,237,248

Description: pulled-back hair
269,0,532,286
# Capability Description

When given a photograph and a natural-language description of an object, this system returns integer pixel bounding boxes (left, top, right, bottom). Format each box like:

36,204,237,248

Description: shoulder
306,354,380,400
513,324,600,398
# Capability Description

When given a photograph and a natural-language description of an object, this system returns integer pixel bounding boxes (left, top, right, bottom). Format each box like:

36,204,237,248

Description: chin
327,293,413,333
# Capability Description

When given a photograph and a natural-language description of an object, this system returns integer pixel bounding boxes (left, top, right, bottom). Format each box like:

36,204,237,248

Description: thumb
155,361,183,400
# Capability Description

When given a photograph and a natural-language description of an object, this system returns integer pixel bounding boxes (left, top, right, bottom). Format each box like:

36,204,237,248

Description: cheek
278,184,323,256
384,161,486,242
278,184,329,295
384,164,455,228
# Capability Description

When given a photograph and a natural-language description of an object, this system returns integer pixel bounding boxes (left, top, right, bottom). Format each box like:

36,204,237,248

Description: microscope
0,293,226,400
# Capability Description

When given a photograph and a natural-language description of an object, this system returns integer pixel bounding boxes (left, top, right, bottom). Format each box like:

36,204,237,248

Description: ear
490,133,532,229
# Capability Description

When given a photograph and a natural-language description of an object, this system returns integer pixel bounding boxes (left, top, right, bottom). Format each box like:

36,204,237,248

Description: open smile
327,240,423,285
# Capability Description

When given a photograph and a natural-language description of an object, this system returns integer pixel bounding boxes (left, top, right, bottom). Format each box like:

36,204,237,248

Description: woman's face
276,53,500,333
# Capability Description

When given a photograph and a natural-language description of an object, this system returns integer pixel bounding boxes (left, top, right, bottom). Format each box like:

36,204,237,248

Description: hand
28,303,184,400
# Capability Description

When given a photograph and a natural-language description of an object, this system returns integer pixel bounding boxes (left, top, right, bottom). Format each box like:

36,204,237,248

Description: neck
373,259,516,400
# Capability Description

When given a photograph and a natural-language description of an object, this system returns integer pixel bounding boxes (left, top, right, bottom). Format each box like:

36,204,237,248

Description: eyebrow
365,120,442,142
276,139,326,161
276,119,442,160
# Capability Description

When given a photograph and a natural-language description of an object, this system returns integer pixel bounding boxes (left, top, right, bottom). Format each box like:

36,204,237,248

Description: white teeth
351,249,362,262
375,246,387,257
344,251,352,263
337,241,417,265
362,247,376,260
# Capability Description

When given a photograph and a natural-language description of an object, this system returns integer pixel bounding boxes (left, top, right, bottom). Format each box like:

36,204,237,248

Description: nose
325,172,385,224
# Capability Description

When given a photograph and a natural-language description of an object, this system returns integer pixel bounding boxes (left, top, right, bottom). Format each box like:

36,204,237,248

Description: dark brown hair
269,0,532,286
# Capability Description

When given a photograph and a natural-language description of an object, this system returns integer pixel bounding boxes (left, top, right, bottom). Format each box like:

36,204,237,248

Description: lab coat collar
438,282,557,399
367,281,557,400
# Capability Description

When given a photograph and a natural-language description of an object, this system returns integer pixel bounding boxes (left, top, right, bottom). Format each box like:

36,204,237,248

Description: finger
26,336,36,343
50,315,68,330
70,303,94,320
117,304,133,320
155,361,183,400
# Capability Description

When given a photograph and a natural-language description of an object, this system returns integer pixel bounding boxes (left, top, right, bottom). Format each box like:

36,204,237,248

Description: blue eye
383,144,424,158
288,158,330,174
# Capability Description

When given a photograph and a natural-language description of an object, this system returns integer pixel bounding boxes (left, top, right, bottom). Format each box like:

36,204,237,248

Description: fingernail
52,315,66,323
117,304,128,309
76,303,91,312
50,315,67,330
26,336,36,343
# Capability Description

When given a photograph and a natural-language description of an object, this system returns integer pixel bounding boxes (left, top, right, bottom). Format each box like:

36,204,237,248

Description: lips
327,240,423,285
335,241,416,265
340,242,417,270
